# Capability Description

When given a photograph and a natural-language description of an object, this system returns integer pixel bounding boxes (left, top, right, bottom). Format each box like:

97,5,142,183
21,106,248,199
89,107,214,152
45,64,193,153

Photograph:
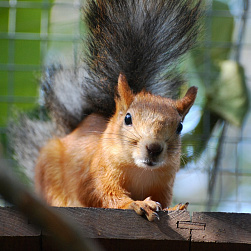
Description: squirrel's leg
35,138,70,206
122,197,162,221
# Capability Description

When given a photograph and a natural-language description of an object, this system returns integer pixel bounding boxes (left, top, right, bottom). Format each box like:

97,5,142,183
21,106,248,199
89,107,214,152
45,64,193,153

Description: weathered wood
0,207,190,251
50,207,191,251
190,242,251,251
0,208,251,251
190,212,251,251
39,208,191,251
0,207,41,251
0,158,100,251
0,207,40,236
54,207,191,240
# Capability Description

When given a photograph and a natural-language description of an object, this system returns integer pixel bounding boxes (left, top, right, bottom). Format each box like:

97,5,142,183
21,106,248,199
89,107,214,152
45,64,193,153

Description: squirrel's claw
156,202,162,211
153,212,160,221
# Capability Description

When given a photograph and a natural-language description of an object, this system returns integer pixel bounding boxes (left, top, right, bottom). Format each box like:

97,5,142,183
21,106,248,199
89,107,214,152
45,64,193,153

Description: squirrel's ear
176,86,198,120
116,73,134,111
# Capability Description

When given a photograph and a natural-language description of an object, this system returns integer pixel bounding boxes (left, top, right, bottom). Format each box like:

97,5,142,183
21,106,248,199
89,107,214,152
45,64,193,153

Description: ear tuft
116,73,134,111
176,86,198,119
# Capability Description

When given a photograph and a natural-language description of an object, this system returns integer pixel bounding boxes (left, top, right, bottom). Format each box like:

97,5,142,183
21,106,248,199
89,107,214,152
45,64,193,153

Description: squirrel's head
112,73,197,170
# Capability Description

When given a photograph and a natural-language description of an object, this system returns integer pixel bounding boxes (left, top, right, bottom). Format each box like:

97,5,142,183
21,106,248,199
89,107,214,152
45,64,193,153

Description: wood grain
0,207,41,251
191,212,251,244
190,212,251,251
0,207,40,236
0,208,251,251
54,207,191,240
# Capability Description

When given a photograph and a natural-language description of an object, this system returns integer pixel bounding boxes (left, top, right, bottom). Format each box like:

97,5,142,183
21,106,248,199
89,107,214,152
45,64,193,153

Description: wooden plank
43,208,191,251
43,238,190,251
0,207,191,251
98,239,190,251
0,207,40,236
2,208,251,251
54,207,191,241
0,207,41,251
190,212,251,251
191,242,251,251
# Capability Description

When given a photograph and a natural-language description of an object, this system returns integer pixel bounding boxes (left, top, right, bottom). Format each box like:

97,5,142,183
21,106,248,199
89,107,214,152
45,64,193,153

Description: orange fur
35,74,197,220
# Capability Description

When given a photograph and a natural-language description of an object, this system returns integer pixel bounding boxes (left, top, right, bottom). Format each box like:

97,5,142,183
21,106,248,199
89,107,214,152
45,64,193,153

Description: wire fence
0,0,251,213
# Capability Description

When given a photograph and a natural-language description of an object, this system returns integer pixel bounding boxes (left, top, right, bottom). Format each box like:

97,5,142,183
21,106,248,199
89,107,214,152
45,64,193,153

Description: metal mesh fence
0,0,251,213
0,0,82,152
172,0,251,213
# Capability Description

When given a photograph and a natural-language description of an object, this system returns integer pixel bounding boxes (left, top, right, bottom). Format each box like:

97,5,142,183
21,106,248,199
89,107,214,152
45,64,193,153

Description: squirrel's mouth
144,159,156,167
135,158,164,169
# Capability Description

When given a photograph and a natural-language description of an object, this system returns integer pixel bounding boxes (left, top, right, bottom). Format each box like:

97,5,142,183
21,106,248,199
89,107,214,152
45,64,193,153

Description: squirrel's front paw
129,197,162,221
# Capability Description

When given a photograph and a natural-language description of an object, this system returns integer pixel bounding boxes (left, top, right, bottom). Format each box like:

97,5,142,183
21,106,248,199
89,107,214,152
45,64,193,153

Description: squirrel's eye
176,122,183,134
124,113,132,126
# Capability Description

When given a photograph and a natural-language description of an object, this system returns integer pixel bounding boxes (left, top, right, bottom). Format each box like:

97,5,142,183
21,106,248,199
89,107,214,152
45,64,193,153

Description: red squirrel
35,74,197,220
12,0,202,221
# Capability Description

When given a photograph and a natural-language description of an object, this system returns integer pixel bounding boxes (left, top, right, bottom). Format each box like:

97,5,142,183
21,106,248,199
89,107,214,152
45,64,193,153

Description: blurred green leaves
182,0,249,165
207,60,249,127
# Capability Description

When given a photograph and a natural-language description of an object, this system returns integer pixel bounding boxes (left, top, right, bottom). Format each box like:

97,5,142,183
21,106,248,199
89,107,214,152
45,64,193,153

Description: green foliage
207,61,249,126
182,0,249,165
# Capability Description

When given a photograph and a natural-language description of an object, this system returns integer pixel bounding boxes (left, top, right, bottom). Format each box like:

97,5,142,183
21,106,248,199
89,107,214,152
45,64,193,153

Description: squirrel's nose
146,143,163,157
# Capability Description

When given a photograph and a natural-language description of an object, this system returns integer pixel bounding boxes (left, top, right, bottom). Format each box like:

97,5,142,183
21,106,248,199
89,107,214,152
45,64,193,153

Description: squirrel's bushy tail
84,0,202,117
43,0,202,132
9,0,202,180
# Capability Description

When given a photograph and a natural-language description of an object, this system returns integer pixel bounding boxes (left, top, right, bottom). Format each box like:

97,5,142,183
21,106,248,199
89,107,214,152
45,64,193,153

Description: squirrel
12,0,202,221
